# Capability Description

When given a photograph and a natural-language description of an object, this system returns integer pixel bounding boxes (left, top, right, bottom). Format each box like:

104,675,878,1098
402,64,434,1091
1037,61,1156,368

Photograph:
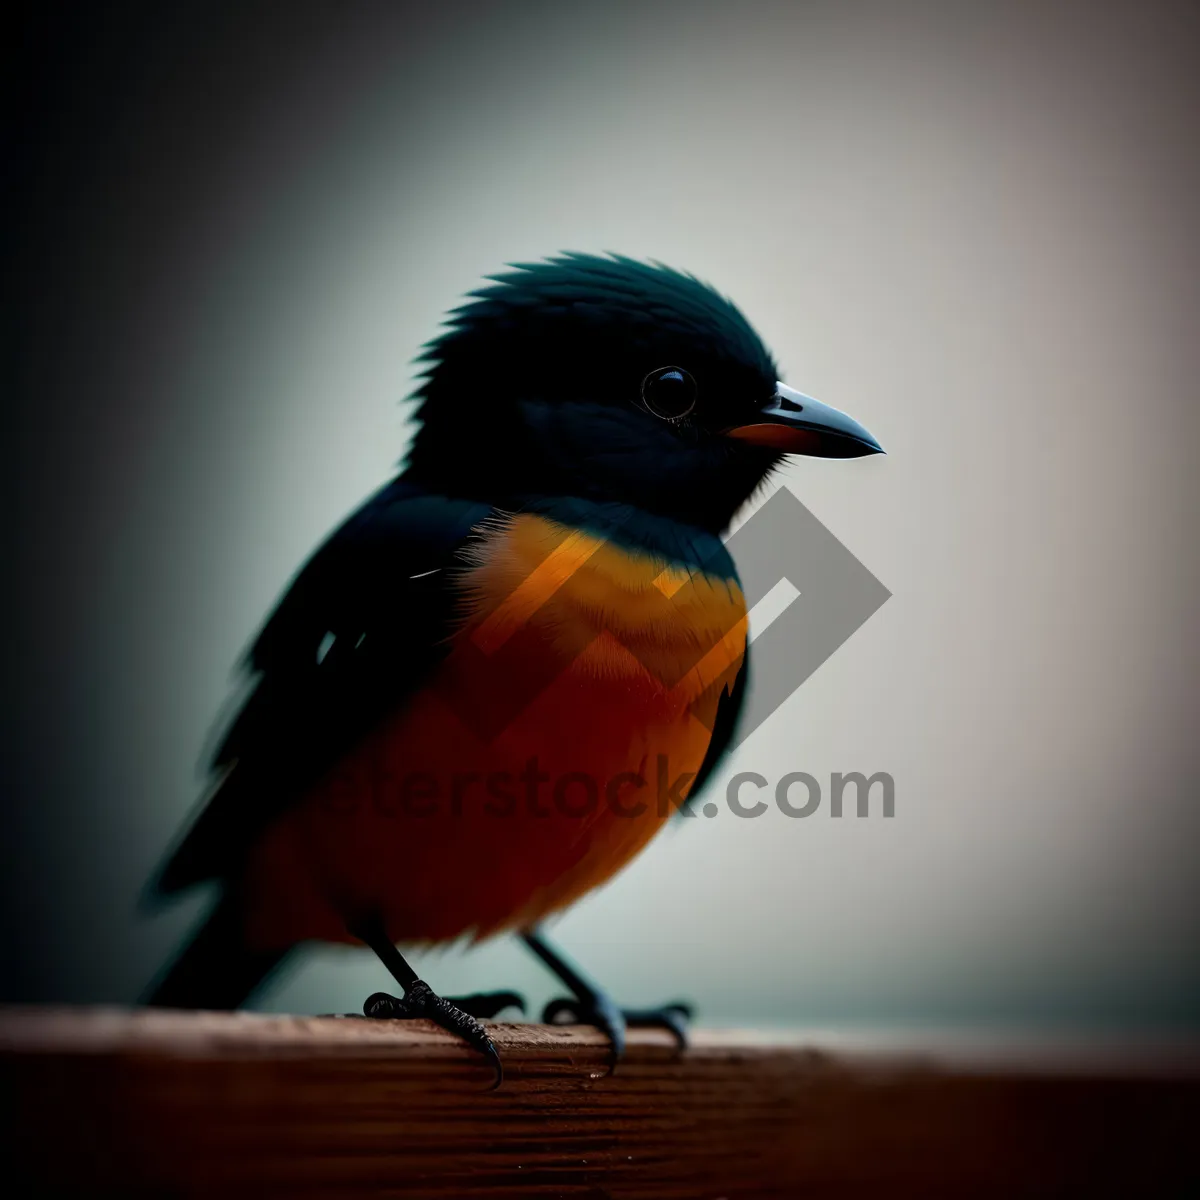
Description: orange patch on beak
724,424,827,453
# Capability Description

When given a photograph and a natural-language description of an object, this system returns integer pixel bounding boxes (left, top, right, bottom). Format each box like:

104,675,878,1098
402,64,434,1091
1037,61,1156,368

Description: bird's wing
146,479,493,899
687,643,750,806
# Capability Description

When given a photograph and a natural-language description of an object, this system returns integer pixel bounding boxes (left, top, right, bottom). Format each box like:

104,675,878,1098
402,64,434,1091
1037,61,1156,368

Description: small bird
144,253,882,1083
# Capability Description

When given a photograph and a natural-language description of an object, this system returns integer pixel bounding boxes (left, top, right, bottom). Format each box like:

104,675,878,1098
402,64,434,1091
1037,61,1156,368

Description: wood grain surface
2,1007,1197,1198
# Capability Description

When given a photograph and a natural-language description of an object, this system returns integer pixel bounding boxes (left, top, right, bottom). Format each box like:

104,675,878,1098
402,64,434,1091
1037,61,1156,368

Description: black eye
641,365,697,420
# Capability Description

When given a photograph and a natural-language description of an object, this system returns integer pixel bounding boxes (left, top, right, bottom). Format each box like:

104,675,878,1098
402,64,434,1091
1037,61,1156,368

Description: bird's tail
143,889,293,1010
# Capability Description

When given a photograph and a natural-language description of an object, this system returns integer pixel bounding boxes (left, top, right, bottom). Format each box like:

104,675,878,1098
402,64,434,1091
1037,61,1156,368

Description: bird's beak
724,382,884,458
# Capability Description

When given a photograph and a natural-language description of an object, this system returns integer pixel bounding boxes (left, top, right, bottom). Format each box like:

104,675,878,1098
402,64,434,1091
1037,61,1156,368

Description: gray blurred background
6,0,1198,1029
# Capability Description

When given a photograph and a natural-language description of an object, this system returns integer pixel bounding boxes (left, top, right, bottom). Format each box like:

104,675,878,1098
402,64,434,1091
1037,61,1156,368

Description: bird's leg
522,928,692,1067
349,916,517,1088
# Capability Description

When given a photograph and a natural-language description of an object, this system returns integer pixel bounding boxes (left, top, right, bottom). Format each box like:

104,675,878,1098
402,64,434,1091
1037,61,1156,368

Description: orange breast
242,513,746,949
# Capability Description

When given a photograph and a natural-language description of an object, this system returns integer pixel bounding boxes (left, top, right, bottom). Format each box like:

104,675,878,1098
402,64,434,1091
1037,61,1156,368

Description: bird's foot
363,981,518,1088
364,986,524,1020
542,991,693,1067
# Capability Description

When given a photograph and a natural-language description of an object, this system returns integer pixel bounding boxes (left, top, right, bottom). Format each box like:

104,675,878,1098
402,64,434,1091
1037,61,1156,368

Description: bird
143,252,883,1085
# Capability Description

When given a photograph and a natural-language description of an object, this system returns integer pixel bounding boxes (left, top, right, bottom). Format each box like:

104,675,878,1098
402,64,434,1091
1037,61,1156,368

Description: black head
405,253,881,532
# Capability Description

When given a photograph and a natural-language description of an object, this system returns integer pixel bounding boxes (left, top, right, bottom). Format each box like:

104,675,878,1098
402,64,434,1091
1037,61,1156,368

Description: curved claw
592,994,626,1067
480,1040,504,1091
363,991,404,1017
542,993,626,1072
625,1002,693,1050
362,984,505,1090
542,996,693,1059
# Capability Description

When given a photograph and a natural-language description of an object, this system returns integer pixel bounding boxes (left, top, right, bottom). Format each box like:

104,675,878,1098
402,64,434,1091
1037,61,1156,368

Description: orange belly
241,513,746,949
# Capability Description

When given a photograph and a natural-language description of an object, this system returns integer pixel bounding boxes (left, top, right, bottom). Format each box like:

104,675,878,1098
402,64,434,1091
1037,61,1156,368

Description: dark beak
725,382,884,458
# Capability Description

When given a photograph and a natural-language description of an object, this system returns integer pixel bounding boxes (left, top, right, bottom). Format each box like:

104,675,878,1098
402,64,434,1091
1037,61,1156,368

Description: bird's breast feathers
457,512,746,705
243,513,746,947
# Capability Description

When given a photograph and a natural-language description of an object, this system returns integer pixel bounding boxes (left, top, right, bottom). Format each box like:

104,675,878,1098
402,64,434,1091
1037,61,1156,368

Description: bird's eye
641,365,697,421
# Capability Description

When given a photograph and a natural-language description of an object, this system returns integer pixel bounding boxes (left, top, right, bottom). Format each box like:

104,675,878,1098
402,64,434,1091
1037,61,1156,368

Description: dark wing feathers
687,645,749,808
148,471,748,896
146,481,492,899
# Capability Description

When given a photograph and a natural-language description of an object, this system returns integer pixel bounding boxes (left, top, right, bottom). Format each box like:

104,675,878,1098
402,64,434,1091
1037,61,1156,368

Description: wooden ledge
2,1007,1198,1197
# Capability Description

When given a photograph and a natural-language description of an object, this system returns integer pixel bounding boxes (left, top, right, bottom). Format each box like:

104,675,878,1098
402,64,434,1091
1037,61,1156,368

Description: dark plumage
143,253,881,1080
407,253,784,534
